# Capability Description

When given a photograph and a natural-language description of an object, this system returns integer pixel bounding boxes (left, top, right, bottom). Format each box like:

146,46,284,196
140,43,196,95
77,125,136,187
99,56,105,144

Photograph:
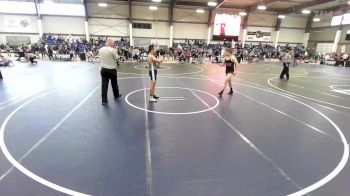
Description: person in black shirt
48,46,53,60
218,48,240,96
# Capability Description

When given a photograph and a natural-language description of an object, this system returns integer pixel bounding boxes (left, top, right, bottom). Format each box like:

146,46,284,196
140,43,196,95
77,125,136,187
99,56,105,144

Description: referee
99,38,122,105
280,49,292,80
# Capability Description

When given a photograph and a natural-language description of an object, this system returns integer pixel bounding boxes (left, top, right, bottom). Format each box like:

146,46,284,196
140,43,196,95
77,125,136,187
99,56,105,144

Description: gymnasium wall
278,29,305,44
248,13,277,27
0,2,338,47
244,14,307,44
338,26,350,53
311,15,332,28
281,16,308,29
278,17,307,44
133,21,170,38
308,13,337,45
89,4,209,41
89,18,129,37
339,26,350,44
0,14,38,33
0,14,39,44
87,3,128,19
245,26,276,43
309,28,337,42
42,16,85,35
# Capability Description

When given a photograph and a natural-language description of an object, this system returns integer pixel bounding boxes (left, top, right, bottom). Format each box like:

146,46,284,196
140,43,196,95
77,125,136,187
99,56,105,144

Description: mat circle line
0,76,347,196
125,87,220,115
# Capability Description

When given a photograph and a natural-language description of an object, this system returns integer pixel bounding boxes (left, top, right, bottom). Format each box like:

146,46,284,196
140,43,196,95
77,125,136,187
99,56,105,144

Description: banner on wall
213,14,241,36
246,31,271,41
4,17,32,32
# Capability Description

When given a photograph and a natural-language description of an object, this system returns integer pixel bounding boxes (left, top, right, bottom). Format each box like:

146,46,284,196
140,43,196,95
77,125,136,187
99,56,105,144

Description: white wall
0,4,329,47
339,26,350,44
309,28,337,42
133,21,169,38
316,43,333,54
42,16,85,35
0,14,38,33
174,23,207,39
89,18,128,37
0,14,39,43
174,8,208,23
248,13,277,27
278,29,305,43
281,17,307,28
87,3,128,19
133,5,168,21
312,15,332,28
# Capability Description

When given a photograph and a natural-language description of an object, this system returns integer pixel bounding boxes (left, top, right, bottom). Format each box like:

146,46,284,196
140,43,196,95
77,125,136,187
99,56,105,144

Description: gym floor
0,60,349,196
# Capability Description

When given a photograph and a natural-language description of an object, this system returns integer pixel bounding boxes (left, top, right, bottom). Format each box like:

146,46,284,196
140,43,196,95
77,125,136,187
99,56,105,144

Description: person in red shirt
220,23,226,36
186,49,191,63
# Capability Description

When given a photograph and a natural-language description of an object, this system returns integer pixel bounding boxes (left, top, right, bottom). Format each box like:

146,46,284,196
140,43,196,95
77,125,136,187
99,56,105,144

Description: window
132,23,152,29
0,1,36,14
331,15,342,26
39,2,85,16
342,13,350,25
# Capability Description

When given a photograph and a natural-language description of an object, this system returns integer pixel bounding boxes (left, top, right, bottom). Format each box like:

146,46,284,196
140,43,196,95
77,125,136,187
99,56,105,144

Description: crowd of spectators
1,36,349,67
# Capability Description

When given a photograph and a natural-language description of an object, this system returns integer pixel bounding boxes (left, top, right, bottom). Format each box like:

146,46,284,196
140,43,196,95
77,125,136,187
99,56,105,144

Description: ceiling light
149,6,158,10
208,1,217,7
152,0,162,2
302,9,311,14
257,5,266,10
348,0,350,5
239,12,247,16
98,3,108,7
196,9,205,14
313,17,321,22
278,15,285,19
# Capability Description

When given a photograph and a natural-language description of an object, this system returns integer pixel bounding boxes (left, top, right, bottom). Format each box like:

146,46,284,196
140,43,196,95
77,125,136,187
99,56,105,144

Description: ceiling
12,0,350,14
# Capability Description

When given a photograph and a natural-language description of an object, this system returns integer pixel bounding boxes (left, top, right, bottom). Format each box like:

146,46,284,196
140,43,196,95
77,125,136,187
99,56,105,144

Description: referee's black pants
280,62,289,79
101,68,119,102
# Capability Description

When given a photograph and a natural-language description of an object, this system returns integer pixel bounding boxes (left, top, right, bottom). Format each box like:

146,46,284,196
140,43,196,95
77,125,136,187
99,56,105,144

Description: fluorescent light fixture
239,12,247,16
208,1,217,7
152,0,162,2
302,9,311,14
98,3,108,7
257,5,266,10
313,17,321,22
149,6,158,10
278,15,285,19
196,9,205,13
348,0,350,4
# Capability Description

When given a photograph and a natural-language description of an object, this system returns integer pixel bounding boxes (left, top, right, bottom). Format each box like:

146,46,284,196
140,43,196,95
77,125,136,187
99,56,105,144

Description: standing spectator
6,44,11,57
48,46,53,60
280,50,292,80
40,45,46,59
186,49,191,63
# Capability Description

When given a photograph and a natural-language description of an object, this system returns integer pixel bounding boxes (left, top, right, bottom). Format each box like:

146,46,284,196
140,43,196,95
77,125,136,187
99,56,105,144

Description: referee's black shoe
115,94,123,100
